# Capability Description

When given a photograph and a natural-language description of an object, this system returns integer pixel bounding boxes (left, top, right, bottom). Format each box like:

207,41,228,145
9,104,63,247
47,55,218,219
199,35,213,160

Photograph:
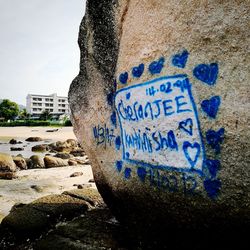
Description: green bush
64,119,72,126
0,120,50,127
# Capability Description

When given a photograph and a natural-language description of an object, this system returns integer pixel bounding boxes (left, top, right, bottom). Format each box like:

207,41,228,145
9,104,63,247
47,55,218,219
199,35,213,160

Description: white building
26,93,70,118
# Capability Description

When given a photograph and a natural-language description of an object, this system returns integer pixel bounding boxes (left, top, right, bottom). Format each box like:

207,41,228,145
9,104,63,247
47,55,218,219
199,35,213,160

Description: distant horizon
0,0,86,106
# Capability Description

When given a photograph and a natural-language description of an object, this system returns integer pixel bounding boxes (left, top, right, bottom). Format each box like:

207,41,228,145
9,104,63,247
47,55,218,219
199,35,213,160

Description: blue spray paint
148,57,165,75
137,167,147,182
193,63,218,85
201,96,221,119
206,128,225,154
124,168,132,179
205,159,220,178
172,50,189,68
183,141,201,168
132,63,144,78
179,118,193,136
115,136,121,150
110,111,117,127
116,161,123,172
119,72,128,84
204,178,221,199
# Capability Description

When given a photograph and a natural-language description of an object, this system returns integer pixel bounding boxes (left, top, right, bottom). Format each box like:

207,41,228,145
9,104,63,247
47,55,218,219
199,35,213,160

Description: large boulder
0,153,16,172
25,137,43,142
44,156,69,168
13,156,27,170
28,155,45,169
69,0,250,235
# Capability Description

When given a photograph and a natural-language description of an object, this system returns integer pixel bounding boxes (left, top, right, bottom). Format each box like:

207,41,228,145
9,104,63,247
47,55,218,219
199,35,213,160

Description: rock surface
44,156,69,168
25,137,43,142
0,153,17,179
69,0,250,234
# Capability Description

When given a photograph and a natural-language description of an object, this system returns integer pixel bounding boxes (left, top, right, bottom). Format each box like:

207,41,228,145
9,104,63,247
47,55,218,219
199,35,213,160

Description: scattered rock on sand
25,137,43,142
54,152,72,159
28,155,45,169
9,139,22,145
70,149,85,157
31,144,49,152
0,172,17,180
30,185,44,193
10,147,24,151
70,172,83,178
44,156,69,168
0,153,17,173
68,159,78,166
13,156,27,170
88,179,95,183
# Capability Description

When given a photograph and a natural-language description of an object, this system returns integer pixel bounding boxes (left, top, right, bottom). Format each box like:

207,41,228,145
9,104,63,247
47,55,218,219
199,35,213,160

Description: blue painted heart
172,49,189,68
137,167,147,182
148,57,165,75
116,161,123,172
206,128,225,154
201,96,221,119
132,63,144,78
179,118,193,136
193,63,219,85
183,141,201,168
119,72,128,84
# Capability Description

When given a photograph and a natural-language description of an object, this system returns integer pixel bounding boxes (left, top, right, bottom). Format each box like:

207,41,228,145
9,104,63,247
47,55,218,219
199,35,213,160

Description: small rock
28,155,45,169
0,172,17,180
88,179,95,183
77,184,84,189
54,153,72,159
13,156,27,170
44,156,69,168
25,137,43,142
9,139,22,144
68,159,77,166
30,185,44,193
70,149,85,157
0,153,17,173
46,129,59,132
70,172,83,177
31,144,49,152
10,147,24,151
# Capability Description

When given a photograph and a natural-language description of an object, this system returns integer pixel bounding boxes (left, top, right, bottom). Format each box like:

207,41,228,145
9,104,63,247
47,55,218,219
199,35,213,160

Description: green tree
0,99,19,121
19,109,30,120
39,110,52,121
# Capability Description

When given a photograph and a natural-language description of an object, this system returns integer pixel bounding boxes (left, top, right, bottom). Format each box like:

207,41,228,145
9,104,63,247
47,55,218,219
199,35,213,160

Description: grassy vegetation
0,120,72,127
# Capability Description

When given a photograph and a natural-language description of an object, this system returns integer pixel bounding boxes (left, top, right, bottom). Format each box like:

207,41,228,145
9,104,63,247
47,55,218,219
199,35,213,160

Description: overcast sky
0,0,86,105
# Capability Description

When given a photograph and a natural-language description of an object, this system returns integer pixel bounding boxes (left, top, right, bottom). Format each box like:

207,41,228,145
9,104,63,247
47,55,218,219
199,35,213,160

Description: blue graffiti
206,128,225,154
179,118,193,136
117,95,192,122
132,63,144,78
107,92,115,106
110,111,117,127
205,159,220,178
93,124,115,148
148,57,165,75
204,178,221,199
201,96,221,119
183,141,201,168
116,161,123,172
137,167,147,182
119,72,128,84
124,129,178,154
115,136,121,150
172,50,189,68
124,168,132,179
193,63,219,85
126,92,131,100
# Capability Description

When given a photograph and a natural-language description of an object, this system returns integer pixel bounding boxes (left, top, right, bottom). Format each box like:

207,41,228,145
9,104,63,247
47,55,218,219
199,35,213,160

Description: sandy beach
0,126,76,141
0,126,95,222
